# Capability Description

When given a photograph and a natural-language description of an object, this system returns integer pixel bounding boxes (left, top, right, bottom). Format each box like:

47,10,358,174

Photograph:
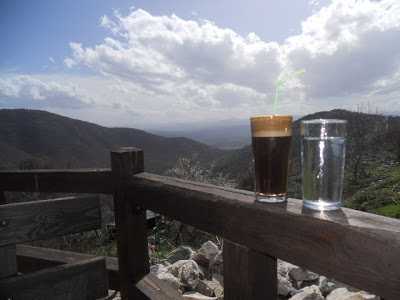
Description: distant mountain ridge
149,115,303,149
150,124,251,150
0,109,230,173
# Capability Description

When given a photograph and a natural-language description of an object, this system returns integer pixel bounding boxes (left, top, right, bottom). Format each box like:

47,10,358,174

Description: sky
0,0,400,129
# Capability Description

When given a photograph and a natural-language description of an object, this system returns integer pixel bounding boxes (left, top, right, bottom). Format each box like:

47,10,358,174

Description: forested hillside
0,109,230,173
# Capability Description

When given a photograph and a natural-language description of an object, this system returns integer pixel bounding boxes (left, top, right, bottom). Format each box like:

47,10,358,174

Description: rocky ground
102,240,380,300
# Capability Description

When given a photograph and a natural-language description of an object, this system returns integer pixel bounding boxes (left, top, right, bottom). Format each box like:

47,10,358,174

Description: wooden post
0,191,18,279
111,148,149,299
224,240,277,300
0,191,6,205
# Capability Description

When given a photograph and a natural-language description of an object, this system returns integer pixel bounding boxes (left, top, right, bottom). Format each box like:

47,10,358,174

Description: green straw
273,69,306,115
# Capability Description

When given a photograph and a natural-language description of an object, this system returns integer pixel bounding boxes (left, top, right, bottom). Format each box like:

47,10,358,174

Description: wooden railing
0,193,109,299
0,147,399,299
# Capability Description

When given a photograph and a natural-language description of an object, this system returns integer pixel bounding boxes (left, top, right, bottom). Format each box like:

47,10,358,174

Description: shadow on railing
0,147,399,300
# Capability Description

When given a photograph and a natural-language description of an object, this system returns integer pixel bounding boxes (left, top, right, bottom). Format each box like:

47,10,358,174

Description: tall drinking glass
301,119,347,210
251,115,292,202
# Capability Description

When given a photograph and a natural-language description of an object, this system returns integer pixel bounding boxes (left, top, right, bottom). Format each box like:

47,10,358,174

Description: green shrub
380,189,394,197
376,205,400,218
151,250,171,260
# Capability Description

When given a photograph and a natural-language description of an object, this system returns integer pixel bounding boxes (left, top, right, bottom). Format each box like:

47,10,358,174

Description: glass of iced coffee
250,115,293,202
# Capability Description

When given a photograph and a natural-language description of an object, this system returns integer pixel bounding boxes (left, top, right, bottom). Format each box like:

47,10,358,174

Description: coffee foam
251,115,292,137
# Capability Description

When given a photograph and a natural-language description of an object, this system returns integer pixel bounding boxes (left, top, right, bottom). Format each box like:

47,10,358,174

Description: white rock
278,260,298,277
156,272,181,292
326,288,364,300
212,273,224,299
168,260,190,278
316,276,330,294
180,260,201,290
167,246,195,264
150,264,168,276
183,291,218,300
195,279,215,297
209,251,223,274
150,258,170,266
278,274,295,296
358,291,380,300
327,279,349,291
199,241,220,261
289,267,319,282
327,288,379,300
290,285,324,300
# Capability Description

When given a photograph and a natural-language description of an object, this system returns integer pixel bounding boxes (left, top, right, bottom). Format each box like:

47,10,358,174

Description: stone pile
149,241,380,300
277,260,379,300
150,241,224,300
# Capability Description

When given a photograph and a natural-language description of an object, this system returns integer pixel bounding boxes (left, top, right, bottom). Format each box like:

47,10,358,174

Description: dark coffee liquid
252,136,292,195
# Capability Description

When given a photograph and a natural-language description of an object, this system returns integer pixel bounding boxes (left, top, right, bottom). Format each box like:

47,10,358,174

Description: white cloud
49,57,55,63
0,74,94,104
65,9,282,93
2,0,400,128
285,0,400,100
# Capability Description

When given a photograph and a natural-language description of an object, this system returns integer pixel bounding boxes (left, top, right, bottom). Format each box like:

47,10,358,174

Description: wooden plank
111,148,150,299
0,191,18,278
17,245,185,299
0,195,101,246
0,191,5,205
0,256,108,300
0,168,113,194
126,172,400,299
0,245,17,278
16,244,120,291
136,273,186,300
224,240,276,300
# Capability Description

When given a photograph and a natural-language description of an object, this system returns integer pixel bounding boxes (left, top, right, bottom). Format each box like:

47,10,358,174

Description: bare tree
346,104,381,183
162,154,227,248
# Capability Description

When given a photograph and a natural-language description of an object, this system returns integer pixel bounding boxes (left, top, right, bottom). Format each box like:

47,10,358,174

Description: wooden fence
0,147,399,299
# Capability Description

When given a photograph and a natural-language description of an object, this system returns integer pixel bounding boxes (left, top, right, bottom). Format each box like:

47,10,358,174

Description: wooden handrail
0,168,112,194
128,172,400,299
1,157,400,299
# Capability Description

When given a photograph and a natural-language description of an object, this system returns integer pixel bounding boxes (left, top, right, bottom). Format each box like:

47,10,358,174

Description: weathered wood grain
224,240,277,300
111,148,149,299
136,273,186,300
0,245,17,278
2,163,400,299
17,245,185,299
0,191,5,205
0,191,18,279
127,172,400,299
0,195,102,246
0,168,113,194
0,256,108,300
17,245,119,291
16,244,120,290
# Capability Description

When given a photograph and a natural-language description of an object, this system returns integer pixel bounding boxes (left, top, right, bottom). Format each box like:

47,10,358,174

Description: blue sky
1,0,399,129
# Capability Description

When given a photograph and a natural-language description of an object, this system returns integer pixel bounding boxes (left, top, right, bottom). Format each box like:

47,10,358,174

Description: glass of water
301,119,347,210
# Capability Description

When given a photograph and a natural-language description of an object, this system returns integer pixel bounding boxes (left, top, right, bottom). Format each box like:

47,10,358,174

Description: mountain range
1,108,398,219
0,109,230,174
1,108,399,182
148,115,302,149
